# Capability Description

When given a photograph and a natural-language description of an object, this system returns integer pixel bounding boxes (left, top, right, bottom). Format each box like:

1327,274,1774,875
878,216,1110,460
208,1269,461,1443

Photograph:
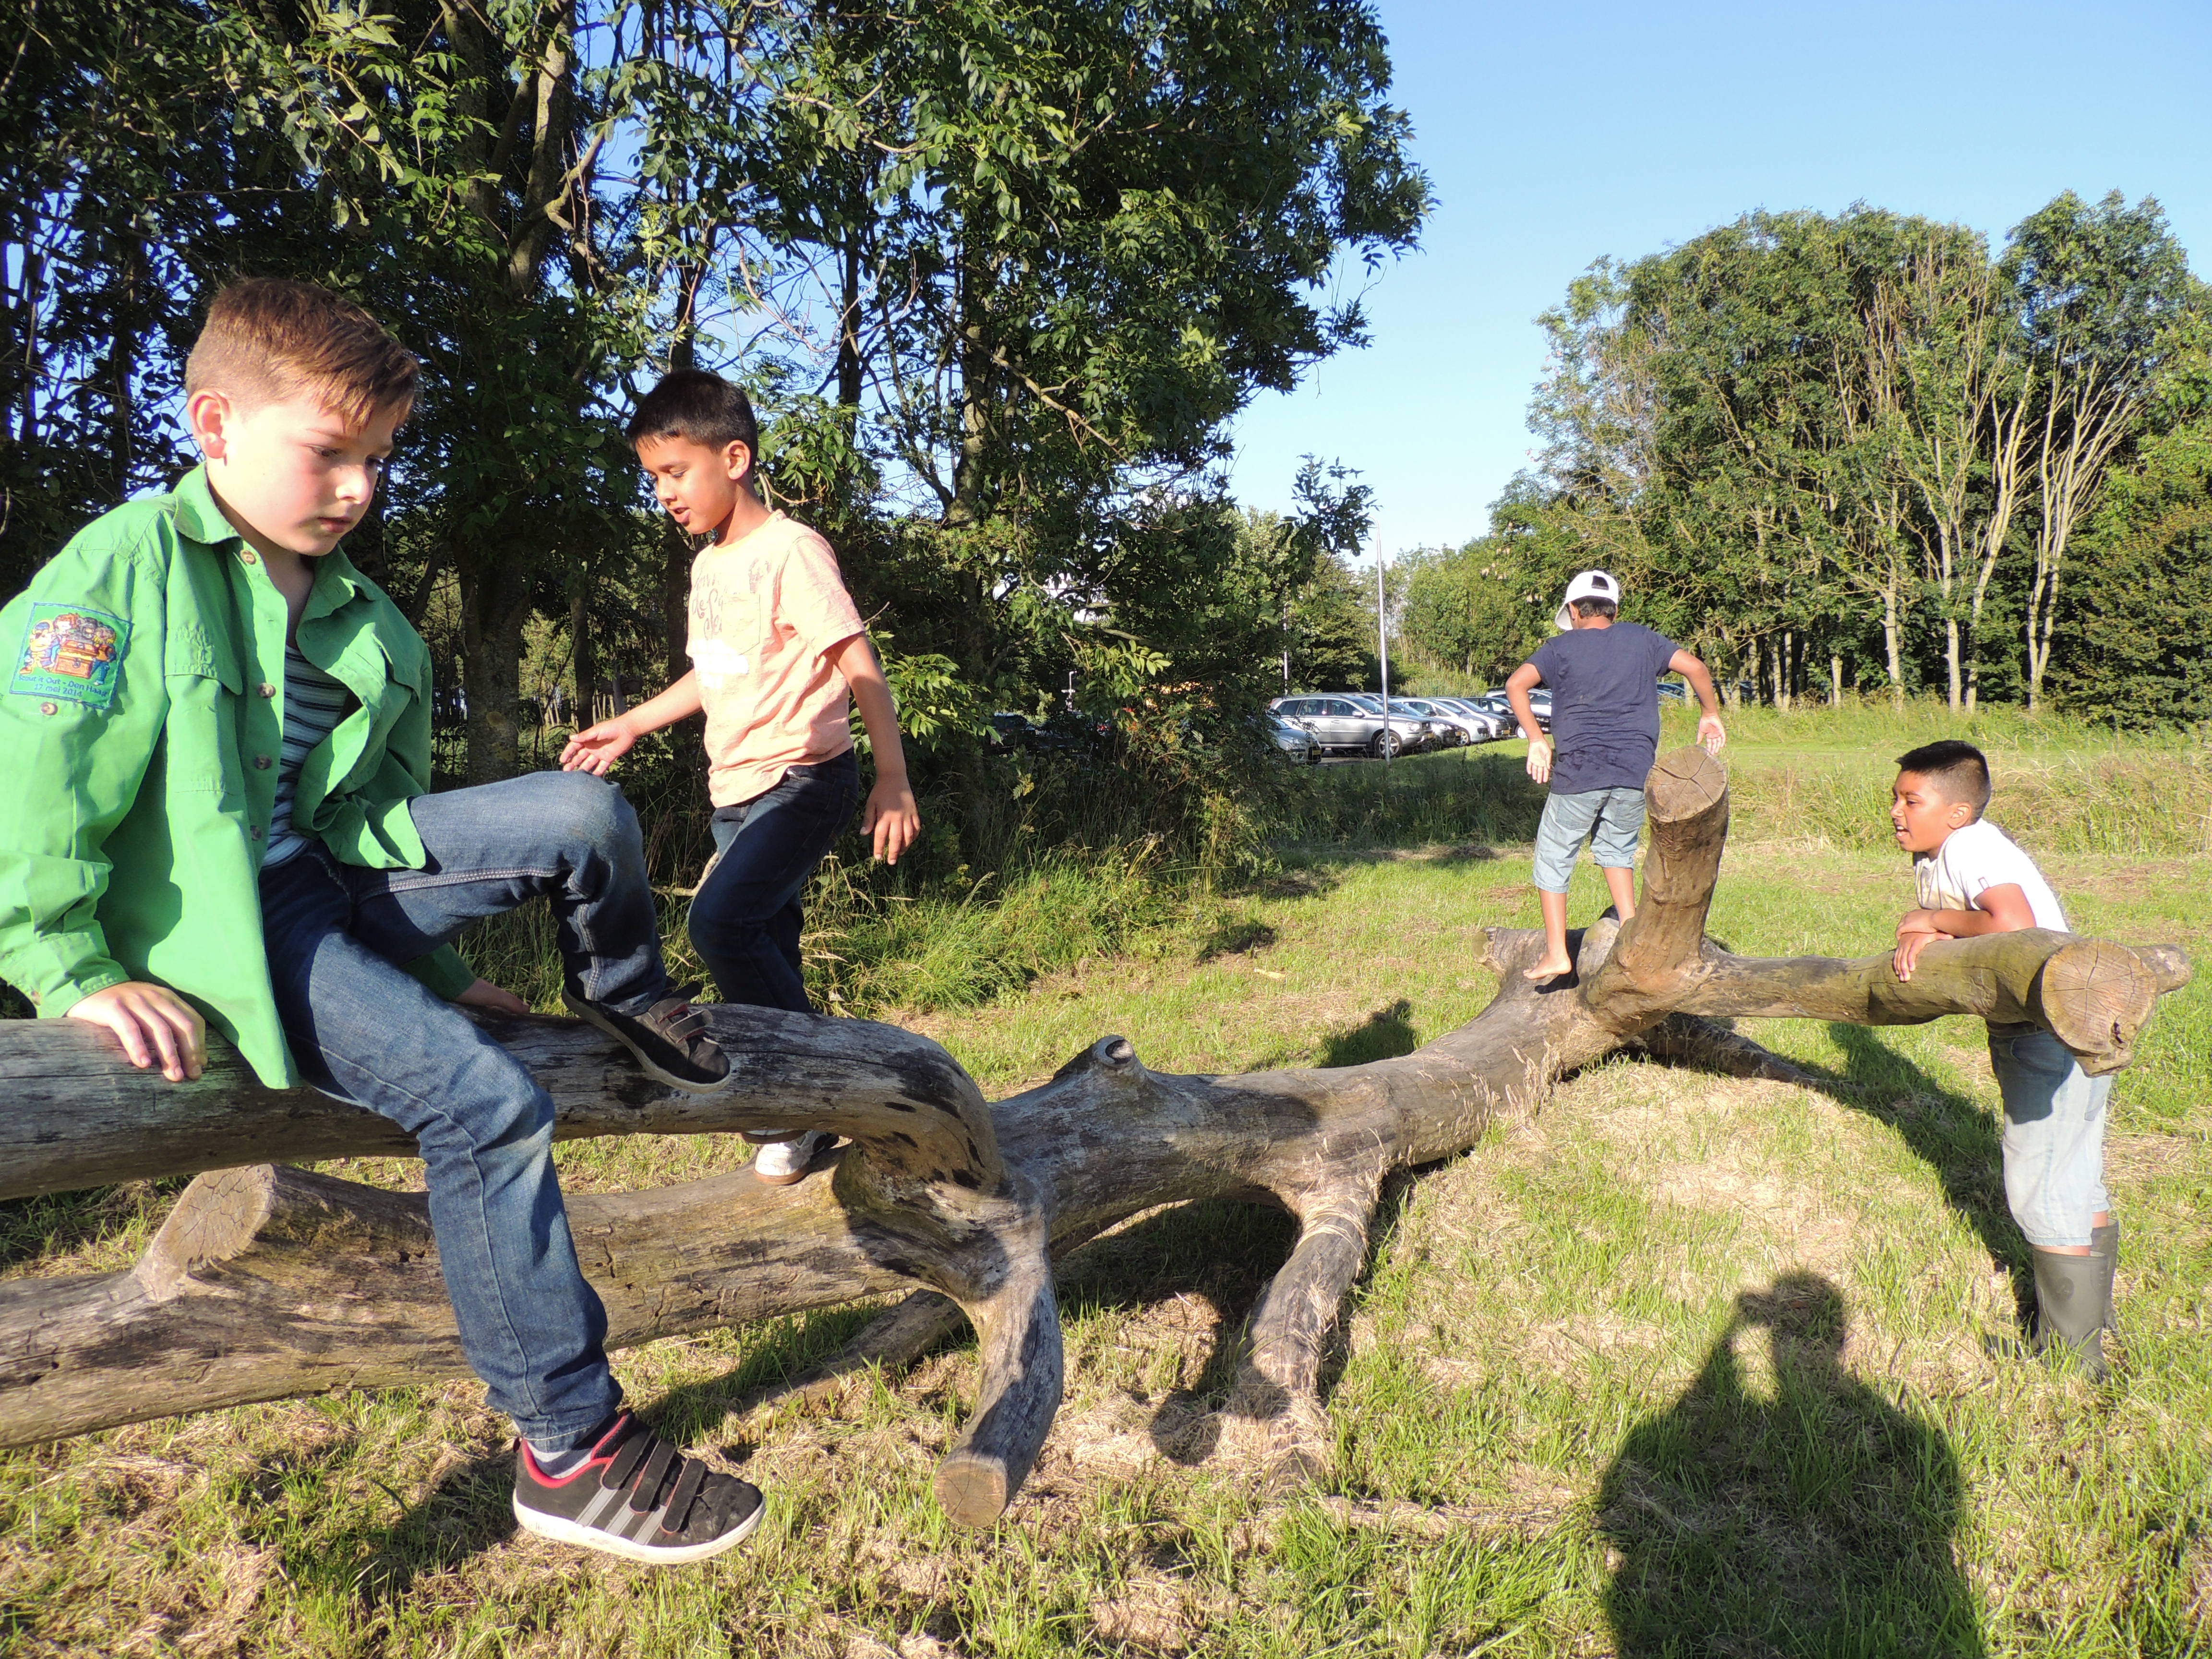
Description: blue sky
1224,0,2212,565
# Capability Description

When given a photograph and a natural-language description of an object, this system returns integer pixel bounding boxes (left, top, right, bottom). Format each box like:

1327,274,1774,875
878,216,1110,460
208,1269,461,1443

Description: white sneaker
752,1131,833,1186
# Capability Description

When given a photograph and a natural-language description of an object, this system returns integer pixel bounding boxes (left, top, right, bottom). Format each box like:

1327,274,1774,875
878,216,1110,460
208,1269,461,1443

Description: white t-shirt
1913,819,2068,932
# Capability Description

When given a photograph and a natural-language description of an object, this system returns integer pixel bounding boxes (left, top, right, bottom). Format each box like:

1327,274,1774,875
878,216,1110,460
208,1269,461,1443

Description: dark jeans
690,750,859,1012
258,769,669,1444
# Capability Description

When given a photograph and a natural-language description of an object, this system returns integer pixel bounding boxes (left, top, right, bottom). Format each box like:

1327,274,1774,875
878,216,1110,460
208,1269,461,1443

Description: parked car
1269,694,1433,758
1343,694,1444,753
1657,679,1685,701
1398,697,1501,745
1429,697,1510,741
1258,710,1322,764
1469,687,1551,733
986,710,1109,756
1382,698,1472,746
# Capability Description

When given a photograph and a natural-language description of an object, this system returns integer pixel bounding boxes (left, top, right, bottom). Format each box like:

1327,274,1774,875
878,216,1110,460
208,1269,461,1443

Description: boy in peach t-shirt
563,371,920,1182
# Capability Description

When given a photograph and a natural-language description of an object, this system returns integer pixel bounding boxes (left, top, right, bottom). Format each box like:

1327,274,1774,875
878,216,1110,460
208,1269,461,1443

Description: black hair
625,369,760,470
1572,596,1618,620
1895,739,1991,817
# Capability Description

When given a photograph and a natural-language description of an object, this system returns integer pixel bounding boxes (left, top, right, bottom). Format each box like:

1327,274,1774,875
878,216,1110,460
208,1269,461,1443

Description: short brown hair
184,278,418,426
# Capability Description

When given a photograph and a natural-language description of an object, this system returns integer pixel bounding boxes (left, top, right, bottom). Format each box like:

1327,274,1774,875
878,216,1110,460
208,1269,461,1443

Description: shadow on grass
1599,1272,1984,1656
1779,1023,2027,1314
1316,999,1419,1068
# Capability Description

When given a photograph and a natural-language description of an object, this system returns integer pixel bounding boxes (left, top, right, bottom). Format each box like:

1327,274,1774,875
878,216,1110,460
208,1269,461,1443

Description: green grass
5,705,2212,1655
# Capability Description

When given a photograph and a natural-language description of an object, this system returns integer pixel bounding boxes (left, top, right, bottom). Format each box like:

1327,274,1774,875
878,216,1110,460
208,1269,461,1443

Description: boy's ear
723,440,753,483
186,388,235,460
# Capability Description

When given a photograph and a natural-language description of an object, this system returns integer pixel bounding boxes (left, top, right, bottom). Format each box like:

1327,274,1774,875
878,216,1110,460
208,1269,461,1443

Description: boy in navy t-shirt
1504,570,1726,982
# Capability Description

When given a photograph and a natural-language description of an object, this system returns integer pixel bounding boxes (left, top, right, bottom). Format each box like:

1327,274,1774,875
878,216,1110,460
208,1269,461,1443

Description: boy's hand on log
863,775,921,866
1524,734,1553,785
67,983,205,1082
560,717,637,775
1892,911,1950,981
455,978,530,1016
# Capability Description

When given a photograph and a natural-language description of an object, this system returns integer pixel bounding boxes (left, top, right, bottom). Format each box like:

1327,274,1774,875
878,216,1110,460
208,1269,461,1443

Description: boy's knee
540,768,638,854
688,899,766,958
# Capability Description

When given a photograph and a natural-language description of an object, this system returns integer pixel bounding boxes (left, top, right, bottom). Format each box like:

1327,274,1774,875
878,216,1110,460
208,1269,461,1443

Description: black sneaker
565,987,730,1093
513,1413,764,1564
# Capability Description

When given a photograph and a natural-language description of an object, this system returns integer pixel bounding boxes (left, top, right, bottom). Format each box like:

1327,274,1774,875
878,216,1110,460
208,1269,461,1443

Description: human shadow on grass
1599,1273,1985,1657
1776,1022,2028,1316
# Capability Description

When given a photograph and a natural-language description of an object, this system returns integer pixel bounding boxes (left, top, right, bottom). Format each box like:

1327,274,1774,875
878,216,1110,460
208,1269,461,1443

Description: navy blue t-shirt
1527,622,1679,793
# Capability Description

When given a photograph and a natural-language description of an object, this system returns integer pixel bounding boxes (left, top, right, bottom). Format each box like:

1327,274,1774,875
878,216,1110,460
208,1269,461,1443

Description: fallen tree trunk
0,750,2189,1524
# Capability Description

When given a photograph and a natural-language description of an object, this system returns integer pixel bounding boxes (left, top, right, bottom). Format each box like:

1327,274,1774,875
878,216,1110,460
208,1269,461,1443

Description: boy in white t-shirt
1889,739,2116,1377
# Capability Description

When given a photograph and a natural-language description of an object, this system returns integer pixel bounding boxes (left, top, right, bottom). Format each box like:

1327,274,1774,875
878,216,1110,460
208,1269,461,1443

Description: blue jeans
258,769,669,1444
1988,1025,2113,1250
690,750,859,1012
1533,786,1646,894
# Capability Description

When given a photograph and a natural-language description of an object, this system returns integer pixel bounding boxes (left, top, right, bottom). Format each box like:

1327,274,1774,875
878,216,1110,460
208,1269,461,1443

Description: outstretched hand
560,717,637,775
1697,713,1726,755
1524,733,1553,786
68,981,205,1082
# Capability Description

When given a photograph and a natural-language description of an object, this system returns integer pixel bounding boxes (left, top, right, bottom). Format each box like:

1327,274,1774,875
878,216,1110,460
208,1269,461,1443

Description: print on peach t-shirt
688,511,866,808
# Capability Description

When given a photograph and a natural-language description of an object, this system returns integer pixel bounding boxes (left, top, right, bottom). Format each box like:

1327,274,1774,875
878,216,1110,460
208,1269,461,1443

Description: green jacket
0,465,473,1087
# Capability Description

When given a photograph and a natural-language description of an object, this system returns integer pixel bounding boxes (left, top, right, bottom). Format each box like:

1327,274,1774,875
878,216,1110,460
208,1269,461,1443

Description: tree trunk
0,752,2188,1524
1830,651,1843,705
568,580,595,736
1882,582,1905,709
460,559,530,784
661,518,691,684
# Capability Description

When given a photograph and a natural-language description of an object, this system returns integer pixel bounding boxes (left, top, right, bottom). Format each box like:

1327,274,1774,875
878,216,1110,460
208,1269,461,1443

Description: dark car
1472,688,1551,733
1259,710,1322,764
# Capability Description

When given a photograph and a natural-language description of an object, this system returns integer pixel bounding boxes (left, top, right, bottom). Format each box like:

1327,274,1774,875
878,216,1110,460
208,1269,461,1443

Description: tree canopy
1395,194,2210,722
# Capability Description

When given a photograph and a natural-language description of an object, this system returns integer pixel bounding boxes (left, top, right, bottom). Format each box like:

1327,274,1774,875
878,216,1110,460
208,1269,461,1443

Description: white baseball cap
1555,569,1622,630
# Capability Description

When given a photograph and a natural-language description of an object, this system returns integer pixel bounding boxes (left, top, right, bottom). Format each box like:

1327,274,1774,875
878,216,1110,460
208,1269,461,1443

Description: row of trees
4,0,1427,855
1394,194,2212,724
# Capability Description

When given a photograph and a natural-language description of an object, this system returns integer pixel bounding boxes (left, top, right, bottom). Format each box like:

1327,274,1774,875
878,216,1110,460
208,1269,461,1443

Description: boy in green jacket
0,279,762,1564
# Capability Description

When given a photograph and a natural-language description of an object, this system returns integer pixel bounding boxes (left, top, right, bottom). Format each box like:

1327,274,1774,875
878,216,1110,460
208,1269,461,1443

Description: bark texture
0,752,2189,1525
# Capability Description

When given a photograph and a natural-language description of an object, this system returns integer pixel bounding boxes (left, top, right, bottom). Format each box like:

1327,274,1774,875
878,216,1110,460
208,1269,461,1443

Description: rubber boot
2029,1248,2109,1381
2090,1218,2120,1335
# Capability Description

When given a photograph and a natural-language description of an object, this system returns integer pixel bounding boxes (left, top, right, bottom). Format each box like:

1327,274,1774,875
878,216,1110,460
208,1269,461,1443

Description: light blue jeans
1533,786,1646,894
1988,1025,2113,1250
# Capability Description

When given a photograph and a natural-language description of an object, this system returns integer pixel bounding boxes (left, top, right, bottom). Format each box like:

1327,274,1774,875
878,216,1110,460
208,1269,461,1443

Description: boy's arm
1893,882,2036,980
561,670,704,774
1665,647,1726,754
1505,661,1550,784
0,536,206,1079
830,634,919,866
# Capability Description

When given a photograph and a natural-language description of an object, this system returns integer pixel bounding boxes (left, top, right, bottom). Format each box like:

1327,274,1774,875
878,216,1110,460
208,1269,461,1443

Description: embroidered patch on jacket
13,603,129,709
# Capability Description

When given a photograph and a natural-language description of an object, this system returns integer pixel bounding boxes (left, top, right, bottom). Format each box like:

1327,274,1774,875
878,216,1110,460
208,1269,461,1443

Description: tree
2055,348,2212,726
2004,192,2204,710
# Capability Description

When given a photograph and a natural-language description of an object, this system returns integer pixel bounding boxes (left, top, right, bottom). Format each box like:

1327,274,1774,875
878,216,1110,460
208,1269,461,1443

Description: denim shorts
1533,786,1647,893
1988,1024,2113,1249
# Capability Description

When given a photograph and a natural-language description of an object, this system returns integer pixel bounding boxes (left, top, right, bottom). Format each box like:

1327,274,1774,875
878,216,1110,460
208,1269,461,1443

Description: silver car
1269,694,1432,758
1426,697,1509,742
1393,697,1491,745
1343,695,1443,753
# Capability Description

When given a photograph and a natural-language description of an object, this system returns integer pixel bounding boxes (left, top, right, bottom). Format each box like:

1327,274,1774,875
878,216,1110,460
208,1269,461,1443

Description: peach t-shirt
687,511,866,807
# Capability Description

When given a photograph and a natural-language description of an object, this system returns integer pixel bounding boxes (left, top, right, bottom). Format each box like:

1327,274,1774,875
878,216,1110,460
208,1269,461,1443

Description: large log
0,750,2190,1524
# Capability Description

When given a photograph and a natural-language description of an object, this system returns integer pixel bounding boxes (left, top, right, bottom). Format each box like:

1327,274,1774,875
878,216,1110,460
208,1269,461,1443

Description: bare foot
1522,954,1574,983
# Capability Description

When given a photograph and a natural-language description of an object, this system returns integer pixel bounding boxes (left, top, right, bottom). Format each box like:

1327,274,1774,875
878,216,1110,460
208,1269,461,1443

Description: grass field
3,709,2209,1655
